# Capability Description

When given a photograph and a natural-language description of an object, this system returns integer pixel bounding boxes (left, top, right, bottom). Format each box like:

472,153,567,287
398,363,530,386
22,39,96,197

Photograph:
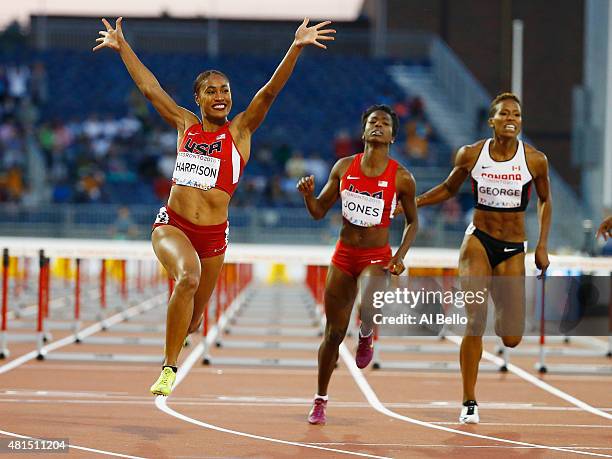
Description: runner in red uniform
297,105,418,424
94,17,335,396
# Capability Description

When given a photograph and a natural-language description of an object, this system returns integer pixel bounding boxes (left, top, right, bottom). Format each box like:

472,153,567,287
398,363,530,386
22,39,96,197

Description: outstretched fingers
101,18,113,31
313,20,332,29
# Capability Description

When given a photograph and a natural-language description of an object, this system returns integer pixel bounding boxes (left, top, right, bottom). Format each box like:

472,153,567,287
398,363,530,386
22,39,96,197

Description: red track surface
0,281,611,459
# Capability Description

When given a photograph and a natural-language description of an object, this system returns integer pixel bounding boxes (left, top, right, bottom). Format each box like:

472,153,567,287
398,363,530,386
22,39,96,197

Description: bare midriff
472,208,526,242
339,222,389,248
167,185,230,226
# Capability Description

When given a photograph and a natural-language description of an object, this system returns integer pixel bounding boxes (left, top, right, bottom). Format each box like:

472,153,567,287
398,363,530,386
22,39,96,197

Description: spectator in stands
265,174,286,207
111,205,139,239
408,96,425,118
393,98,410,120
404,113,432,163
30,62,48,107
0,67,7,102
285,151,307,178
441,196,462,230
6,64,29,101
305,151,329,180
333,129,353,159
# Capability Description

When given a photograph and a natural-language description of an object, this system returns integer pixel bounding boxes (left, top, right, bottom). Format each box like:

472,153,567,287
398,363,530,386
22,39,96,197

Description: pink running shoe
307,397,327,425
355,332,374,369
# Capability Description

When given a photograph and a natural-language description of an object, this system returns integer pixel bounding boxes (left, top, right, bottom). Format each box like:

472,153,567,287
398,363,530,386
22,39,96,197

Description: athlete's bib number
172,151,221,190
341,190,384,227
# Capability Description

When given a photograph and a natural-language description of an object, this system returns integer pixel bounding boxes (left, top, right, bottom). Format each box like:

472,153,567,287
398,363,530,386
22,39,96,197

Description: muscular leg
491,253,526,348
317,265,358,396
357,265,388,336
189,254,225,335
458,235,491,403
152,226,201,367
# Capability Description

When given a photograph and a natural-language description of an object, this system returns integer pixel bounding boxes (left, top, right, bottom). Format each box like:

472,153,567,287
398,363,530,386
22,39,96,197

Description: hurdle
203,264,318,367
1,237,609,375
0,248,9,358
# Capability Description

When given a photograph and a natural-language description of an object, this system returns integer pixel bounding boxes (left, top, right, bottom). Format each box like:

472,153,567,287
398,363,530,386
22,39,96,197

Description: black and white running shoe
459,400,479,424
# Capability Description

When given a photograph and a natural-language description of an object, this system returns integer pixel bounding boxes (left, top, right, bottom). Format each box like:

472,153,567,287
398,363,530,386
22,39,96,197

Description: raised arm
93,17,197,132
296,158,347,220
530,149,552,274
233,19,335,134
386,169,419,275
416,145,475,208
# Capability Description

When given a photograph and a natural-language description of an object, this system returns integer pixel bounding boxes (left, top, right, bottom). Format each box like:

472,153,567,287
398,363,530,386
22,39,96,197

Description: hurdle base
535,363,548,373
0,349,9,359
205,357,317,368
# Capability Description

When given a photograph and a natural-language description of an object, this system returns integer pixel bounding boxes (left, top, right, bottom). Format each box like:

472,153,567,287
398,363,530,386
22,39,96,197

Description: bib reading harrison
94,16,335,397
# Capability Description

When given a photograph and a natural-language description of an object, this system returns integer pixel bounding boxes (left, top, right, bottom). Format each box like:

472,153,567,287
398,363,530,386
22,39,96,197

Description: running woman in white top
416,93,551,424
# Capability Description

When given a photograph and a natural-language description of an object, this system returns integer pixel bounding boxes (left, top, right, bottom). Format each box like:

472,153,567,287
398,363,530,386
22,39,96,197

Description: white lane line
0,294,165,459
445,335,612,421
0,429,147,459
155,288,391,459
307,442,612,450
339,343,612,458
0,293,164,375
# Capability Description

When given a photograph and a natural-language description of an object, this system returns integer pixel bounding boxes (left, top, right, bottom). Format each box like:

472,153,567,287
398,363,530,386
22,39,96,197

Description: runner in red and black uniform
94,17,335,396
297,105,418,424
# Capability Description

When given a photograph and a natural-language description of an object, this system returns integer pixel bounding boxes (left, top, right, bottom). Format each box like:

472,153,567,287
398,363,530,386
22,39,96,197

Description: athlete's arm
296,158,348,220
415,145,476,208
233,19,335,134
596,216,612,241
530,148,552,274
386,169,418,275
93,17,197,132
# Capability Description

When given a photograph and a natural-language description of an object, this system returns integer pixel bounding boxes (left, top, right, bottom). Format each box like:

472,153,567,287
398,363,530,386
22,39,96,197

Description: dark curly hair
361,104,399,138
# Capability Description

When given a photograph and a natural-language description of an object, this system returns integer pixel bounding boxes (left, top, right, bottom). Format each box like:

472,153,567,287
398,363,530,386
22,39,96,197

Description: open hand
294,18,336,49
93,17,125,52
596,216,612,241
296,175,315,196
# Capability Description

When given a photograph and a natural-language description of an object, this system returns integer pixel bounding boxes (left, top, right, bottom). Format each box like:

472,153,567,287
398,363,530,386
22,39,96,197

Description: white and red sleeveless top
470,139,532,212
172,121,245,197
339,153,399,228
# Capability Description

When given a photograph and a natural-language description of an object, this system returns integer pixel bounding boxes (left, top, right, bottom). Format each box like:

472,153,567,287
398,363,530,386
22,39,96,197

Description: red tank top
339,153,399,228
172,121,245,197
